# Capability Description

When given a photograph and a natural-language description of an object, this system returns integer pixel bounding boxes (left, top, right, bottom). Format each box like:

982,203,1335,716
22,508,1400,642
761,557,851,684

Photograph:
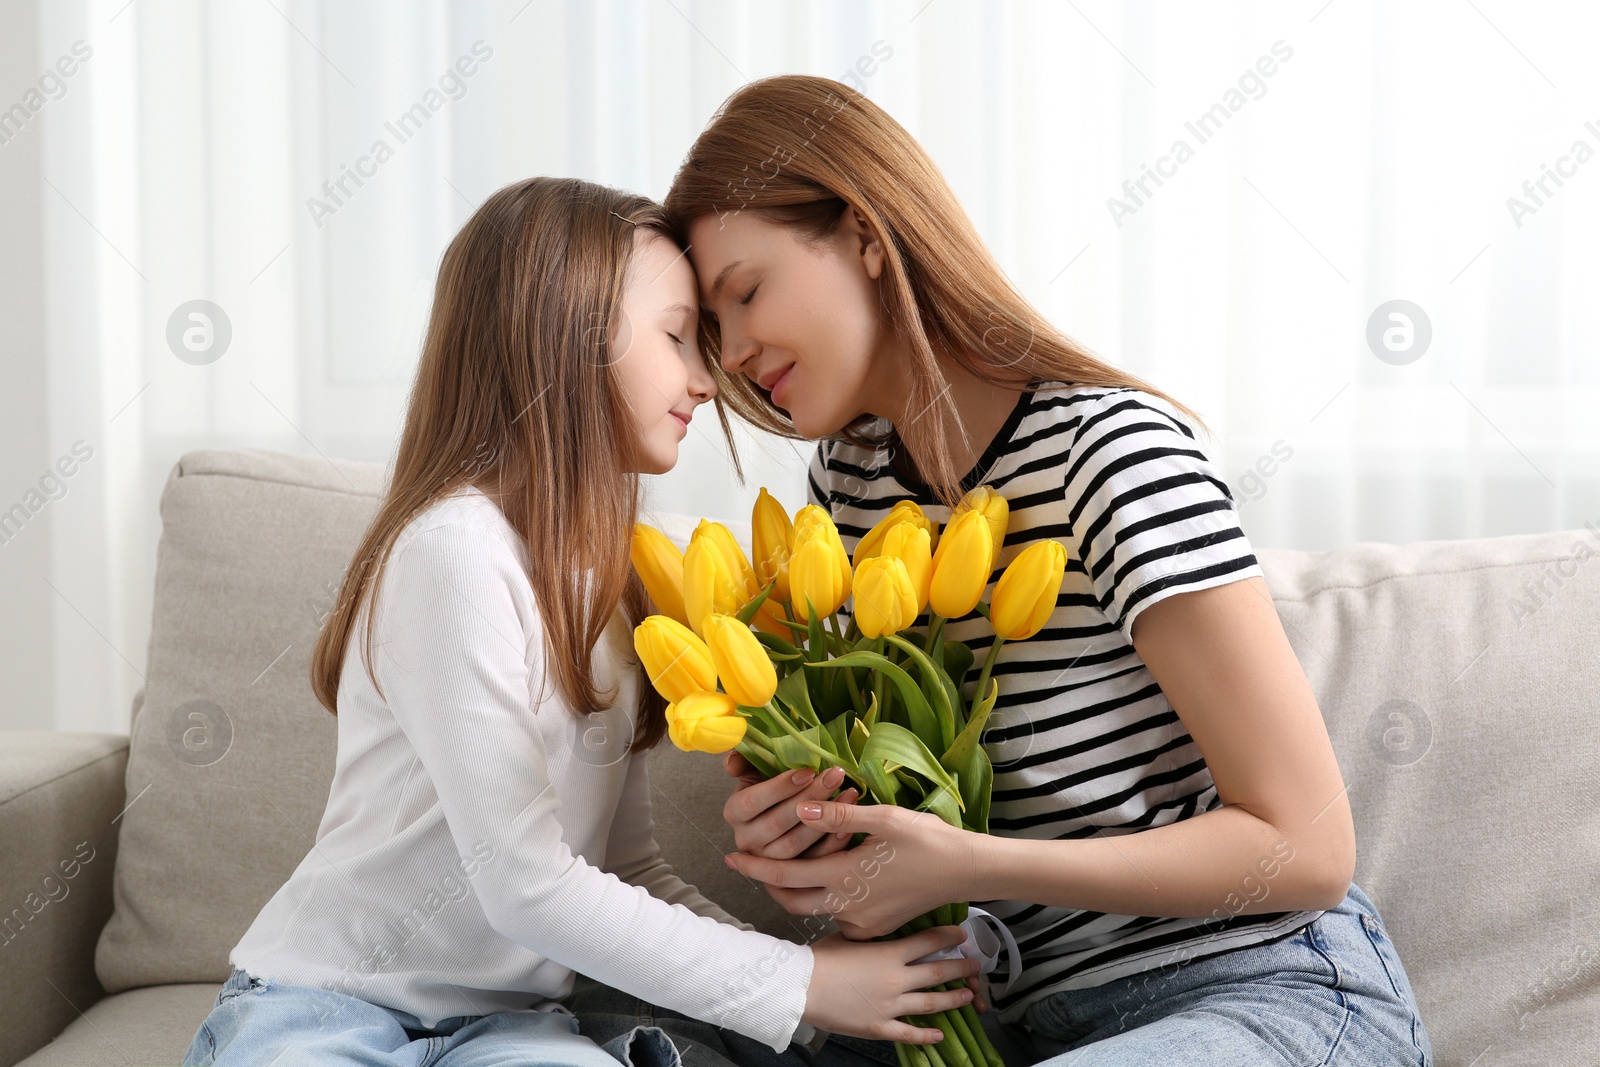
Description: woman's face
611,229,717,475
687,207,897,438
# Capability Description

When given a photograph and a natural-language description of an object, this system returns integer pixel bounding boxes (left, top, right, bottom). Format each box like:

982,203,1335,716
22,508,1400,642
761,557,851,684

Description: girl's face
612,230,717,475
687,207,896,438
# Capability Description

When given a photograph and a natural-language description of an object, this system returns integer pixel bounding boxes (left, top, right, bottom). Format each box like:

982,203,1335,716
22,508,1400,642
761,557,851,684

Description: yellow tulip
852,555,918,638
702,613,778,707
751,488,793,603
928,507,994,619
629,524,689,627
633,615,717,703
878,522,933,614
682,521,757,636
666,691,748,754
789,506,852,620
696,519,758,593
990,540,1068,640
956,486,1009,567
853,501,939,569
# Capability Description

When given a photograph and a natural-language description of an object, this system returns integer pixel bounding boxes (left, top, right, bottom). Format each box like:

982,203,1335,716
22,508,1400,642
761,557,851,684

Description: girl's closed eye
739,284,759,306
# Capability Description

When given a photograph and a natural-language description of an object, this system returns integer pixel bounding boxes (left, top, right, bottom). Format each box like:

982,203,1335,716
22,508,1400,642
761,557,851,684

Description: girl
661,76,1435,1066
181,177,982,1067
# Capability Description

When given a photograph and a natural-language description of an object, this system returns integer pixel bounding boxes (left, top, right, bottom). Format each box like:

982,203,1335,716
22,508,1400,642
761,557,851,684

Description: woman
650,74,1434,1067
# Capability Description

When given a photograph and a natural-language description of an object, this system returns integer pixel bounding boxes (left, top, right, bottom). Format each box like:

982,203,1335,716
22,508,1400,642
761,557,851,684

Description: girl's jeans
182,969,684,1067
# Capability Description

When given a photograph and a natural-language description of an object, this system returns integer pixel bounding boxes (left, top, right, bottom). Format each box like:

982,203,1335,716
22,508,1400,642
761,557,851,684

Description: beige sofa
3,448,1597,1067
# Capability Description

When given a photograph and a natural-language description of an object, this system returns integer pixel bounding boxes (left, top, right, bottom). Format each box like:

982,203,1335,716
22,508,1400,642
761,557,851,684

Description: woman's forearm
972,804,1351,919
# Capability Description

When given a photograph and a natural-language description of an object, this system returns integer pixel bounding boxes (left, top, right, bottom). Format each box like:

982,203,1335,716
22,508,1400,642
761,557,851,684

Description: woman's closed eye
667,332,684,347
739,284,758,306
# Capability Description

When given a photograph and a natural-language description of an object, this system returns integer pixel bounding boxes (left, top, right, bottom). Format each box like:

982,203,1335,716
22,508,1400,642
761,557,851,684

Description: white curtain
27,0,1600,732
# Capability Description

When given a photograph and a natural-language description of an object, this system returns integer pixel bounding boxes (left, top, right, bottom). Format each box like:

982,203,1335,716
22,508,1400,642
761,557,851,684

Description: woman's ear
844,206,887,280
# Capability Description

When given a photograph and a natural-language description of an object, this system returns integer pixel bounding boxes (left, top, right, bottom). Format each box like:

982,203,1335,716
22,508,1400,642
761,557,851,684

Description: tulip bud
956,486,1009,567
666,691,747,754
789,506,852,620
751,488,794,603
990,540,1068,640
878,522,933,614
683,521,760,637
853,555,919,638
633,615,717,703
853,500,938,569
928,507,994,619
702,613,778,707
630,524,689,627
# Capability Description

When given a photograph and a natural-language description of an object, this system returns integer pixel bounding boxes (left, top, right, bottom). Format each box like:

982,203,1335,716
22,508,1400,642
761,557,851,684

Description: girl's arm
603,743,757,931
376,521,815,1051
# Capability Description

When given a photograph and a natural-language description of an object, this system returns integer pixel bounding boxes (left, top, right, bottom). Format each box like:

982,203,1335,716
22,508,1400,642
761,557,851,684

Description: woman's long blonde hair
665,74,1209,512
310,177,670,751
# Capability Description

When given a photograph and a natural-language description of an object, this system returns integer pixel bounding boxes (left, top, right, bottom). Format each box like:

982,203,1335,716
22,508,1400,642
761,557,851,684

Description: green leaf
848,715,872,760
856,758,900,805
805,651,941,752
736,575,780,626
754,630,801,660
768,725,828,771
941,639,976,693
880,634,961,753
776,670,823,729
859,721,964,813
823,712,856,773
917,780,964,828
941,676,1000,832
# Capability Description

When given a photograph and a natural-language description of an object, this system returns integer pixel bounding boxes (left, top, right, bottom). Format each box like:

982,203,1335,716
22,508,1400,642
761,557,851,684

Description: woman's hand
724,799,985,941
721,751,861,860
804,926,979,1044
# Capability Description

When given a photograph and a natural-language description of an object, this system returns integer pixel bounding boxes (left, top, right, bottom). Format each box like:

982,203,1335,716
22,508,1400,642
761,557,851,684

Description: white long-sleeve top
231,487,816,1052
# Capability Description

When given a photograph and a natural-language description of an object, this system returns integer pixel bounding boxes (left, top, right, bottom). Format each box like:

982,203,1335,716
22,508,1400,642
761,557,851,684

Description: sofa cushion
1255,527,1600,1064
14,983,219,1066
95,450,386,992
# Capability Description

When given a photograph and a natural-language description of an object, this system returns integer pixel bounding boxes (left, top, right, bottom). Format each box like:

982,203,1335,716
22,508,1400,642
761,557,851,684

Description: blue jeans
183,967,686,1067
569,882,1431,1067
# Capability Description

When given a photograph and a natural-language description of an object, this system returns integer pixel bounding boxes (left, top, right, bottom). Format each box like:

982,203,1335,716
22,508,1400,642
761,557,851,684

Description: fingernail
793,768,816,785
724,855,737,869
834,832,850,840
838,788,859,803
822,765,846,786
798,801,823,819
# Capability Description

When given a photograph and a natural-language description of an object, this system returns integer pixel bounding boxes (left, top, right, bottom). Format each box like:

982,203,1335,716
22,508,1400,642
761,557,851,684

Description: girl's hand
725,800,983,940
721,751,861,861
804,926,980,1044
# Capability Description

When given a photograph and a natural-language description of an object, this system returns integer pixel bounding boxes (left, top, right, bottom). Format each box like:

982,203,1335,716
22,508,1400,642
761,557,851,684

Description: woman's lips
669,412,689,431
769,364,796,406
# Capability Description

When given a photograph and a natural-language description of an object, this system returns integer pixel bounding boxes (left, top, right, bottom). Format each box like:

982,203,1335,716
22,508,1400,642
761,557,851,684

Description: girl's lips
669,412,689,432
770,364,796,406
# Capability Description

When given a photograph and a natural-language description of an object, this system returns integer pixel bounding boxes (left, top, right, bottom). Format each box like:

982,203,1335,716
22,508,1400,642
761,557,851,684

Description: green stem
828,614,868,715
923,614,946,655
971,637,1005,720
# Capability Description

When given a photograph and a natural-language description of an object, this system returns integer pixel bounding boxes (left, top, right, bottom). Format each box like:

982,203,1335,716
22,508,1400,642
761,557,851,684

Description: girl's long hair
664,74,1210,512
310,177,670,752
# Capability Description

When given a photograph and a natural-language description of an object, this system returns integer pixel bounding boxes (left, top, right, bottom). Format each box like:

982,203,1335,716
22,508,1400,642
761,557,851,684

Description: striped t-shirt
806,380,1324,1025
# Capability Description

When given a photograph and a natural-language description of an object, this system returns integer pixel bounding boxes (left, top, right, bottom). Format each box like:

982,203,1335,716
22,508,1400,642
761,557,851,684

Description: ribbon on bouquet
910,905,1022,1001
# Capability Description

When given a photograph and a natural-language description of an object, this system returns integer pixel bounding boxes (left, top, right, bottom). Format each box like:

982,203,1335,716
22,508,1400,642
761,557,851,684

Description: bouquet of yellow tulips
630,486,1068,1067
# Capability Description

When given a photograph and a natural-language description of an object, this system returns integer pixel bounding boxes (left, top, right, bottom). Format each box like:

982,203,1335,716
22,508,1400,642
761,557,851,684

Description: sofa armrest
0,732,127,1067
